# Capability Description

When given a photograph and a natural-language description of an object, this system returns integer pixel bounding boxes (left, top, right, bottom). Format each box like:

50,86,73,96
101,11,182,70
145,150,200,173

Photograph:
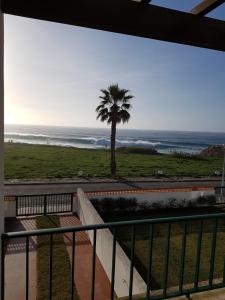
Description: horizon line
4,123,225,135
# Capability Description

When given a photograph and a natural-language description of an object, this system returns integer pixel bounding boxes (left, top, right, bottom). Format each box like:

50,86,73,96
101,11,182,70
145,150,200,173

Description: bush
196,194,217,205
91,197,138,213
171,151,205,160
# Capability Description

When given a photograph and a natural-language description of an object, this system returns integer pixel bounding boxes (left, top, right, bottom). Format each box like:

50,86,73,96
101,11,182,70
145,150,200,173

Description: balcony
2,189,225,300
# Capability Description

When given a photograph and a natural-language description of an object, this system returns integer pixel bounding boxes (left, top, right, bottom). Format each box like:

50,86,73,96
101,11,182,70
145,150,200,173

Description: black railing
16,193,73,216
215,187,225,204
2,212,225,299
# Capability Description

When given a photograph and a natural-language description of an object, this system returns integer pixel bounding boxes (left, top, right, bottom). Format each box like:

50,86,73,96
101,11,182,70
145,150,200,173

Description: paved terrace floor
4,214,111,300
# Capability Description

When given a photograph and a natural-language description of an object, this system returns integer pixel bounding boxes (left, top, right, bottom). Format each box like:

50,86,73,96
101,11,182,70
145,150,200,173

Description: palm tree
96,84,134,176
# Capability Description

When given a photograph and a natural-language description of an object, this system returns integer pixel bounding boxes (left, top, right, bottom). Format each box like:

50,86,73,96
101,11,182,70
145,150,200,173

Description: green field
101,208,225,292
4,143,223,179
37,216,79,300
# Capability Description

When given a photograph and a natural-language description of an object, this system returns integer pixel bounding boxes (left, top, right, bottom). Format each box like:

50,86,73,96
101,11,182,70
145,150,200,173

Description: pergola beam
1,0,225,52
190,0,225,16
131,0,152,3
140,0,152,4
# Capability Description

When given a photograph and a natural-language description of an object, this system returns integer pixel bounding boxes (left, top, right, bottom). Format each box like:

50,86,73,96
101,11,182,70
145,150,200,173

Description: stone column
0,2,4,298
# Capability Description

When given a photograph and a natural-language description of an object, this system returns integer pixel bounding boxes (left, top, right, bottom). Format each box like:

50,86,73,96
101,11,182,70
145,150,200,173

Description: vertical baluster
49,195,51,214
27,196,30,216
71,194,73,212
71,232,76,300
163,223,171,298
49,234,53,300
179,221,187,293
146,224,154,300
129,225,136,300
22,196,24,215
36,196,38,214
209,218,218,287
110,228,117,300
44,195,47,215
223,257,225,285
194,220,203,291
65,194,67,212
91,229,97,300
16,196,18,216
37,195,39,215
21,197,22,215
38,196,40,215
26,236,29,300
1,238,5,300
31,196,33,215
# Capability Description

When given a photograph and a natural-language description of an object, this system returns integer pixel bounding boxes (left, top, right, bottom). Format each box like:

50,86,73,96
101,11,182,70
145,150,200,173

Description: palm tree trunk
111,120,117,176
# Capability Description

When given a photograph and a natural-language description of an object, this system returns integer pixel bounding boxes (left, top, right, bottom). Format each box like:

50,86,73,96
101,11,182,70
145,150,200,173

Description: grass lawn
101,207,225,292
36,216,79,300
4,143,223,179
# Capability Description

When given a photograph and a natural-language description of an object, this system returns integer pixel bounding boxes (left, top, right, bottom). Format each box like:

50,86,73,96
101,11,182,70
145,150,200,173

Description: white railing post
0,2,4,299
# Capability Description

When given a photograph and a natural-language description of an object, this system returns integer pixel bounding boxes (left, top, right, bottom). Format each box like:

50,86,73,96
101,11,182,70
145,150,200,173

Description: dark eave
2,0,225,52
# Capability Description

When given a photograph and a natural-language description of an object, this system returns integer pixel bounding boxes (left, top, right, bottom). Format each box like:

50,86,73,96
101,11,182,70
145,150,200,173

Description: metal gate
215,186,225,204
16,193,73,216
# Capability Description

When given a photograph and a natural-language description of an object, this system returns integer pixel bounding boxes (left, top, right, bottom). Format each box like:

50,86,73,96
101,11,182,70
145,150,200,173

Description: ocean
4,124,225,154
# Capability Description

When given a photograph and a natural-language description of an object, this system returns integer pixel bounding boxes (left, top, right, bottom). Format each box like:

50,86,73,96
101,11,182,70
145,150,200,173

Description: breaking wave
5,124,225,154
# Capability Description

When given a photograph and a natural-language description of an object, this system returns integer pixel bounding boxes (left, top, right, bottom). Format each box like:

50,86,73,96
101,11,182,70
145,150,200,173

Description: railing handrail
15,192,74,198
3,211,225,239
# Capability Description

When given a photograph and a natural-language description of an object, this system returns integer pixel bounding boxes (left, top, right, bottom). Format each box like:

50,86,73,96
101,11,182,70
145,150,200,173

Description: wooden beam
191,0,225,16
140,0,152,4
2,0,225,52
131,0,152,3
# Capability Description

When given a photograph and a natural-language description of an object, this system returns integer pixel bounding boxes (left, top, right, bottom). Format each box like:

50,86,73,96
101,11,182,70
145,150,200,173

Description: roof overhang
2,0,225,52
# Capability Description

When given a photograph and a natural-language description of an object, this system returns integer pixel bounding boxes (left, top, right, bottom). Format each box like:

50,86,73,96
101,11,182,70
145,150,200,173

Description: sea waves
5,125,225,154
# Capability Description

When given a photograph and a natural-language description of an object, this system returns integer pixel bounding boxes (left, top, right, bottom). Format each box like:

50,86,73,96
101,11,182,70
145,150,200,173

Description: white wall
4,197,16,218
76,188,146,298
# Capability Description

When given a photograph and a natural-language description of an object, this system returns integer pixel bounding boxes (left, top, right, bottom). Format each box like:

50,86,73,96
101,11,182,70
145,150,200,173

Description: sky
4,0,225,132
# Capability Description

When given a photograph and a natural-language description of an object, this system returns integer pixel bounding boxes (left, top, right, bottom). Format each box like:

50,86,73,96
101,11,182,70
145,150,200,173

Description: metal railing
16,193,73,216
215,187,225,204
2,212,225,299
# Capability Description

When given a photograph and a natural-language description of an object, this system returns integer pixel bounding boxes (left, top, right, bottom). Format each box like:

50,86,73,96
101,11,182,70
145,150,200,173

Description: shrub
196,194,217,205
91,197,138,213
171,151,205,161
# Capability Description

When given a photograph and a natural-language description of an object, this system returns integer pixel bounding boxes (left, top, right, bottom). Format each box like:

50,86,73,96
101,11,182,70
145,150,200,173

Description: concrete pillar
0,2,4,299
